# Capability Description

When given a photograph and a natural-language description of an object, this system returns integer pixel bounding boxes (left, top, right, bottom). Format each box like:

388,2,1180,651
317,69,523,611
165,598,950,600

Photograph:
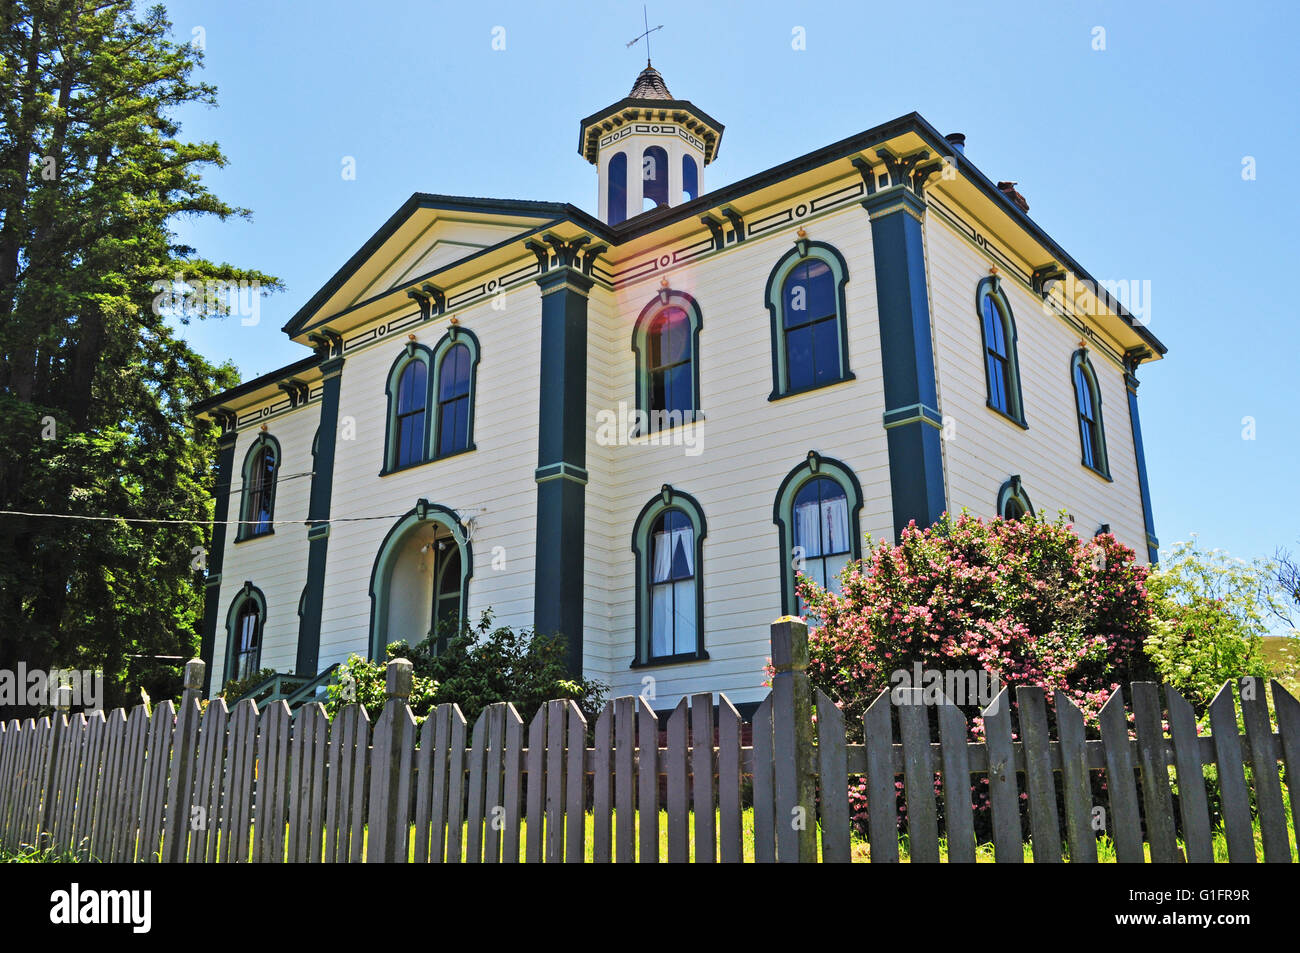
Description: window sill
985,402,1029,430
380,444,477,476
629,650,710,669
1081,461,1113,483
234,528,275,544
768,372,856,403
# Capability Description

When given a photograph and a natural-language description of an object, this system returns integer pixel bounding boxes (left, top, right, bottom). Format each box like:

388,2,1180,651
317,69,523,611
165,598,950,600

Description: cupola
578,63,725,225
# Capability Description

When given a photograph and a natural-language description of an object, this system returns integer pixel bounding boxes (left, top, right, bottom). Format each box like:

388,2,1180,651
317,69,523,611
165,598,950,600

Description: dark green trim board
533,267,592,677
997,475,1035,520
1124,350,1160,564
1071,348,1112,480
975,276,1028,428
235,432,281,542
630,485,709,667
296,356,344,676
367,500,473,659
199,431,238,694
631,288,704,427
772,452,864,616
866,186,947,539
224,581,267,688
764,239,854,400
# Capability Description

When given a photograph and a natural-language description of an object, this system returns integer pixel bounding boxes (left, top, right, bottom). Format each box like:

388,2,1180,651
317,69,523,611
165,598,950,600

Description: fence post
367,658,415,863
162,659,205,863
770,617,817,862
38,685,73,848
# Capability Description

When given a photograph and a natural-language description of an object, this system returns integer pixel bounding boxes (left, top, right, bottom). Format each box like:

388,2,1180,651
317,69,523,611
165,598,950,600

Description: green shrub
219,667,277,702
323,611,607,726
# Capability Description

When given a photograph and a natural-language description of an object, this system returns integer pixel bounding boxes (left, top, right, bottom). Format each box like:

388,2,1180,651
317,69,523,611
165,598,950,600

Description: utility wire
0,507,487,528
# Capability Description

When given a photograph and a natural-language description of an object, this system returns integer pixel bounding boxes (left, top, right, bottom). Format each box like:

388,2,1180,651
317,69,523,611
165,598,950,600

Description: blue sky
162,0,1299,576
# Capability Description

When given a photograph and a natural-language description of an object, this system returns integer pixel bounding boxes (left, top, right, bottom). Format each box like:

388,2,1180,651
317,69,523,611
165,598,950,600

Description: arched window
431,327,479,458
642,145,669,209
631,290,703,430
631,486,708,665
394,359,428,468
436,343,472,457
224,583,266,683
1072,349,1110,478
682,155,699,202
383,345,432,473
607,151,628,226
368,500,473,659
997,475,1034,521
773,452,864,615
976,276,1026,426
237,434,280,541
764,241,853,400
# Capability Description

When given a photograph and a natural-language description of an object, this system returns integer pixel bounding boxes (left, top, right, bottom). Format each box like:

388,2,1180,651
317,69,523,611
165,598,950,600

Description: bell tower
578,63,725,225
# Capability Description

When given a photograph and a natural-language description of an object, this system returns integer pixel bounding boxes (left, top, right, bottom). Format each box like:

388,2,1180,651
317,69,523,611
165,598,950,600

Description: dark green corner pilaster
199,428,238,694
865,185,947,538
534,267,592,678
296,355,345,676
1123,349,1159,564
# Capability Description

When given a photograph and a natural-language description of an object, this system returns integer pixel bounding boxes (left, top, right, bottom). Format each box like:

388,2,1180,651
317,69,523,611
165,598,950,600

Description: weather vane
626,6,663,66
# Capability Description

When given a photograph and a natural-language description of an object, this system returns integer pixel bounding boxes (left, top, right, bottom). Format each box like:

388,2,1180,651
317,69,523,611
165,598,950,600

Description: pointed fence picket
1,620,1298,863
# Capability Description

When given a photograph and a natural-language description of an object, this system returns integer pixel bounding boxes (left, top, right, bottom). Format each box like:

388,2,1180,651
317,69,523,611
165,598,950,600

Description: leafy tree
1145,538,1297,713
0,2,278,714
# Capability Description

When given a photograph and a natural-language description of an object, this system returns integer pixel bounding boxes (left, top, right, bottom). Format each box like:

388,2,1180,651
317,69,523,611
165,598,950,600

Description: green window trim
235,433,281,542
996,474,1035,520
224,581,267,686
630,484,709,668
630,288,704,433
772,451,864,616
367,499,473,660
764,239,854,401
1071,348,1112,480
975,275,1028,428
380,328,481,475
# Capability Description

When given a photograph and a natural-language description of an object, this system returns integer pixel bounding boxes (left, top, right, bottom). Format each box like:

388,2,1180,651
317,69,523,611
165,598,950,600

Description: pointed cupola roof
628,63,673,100
578,64,724,166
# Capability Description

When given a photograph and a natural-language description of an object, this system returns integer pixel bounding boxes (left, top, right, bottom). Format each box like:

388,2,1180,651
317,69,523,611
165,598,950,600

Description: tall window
436,343,472,456
431,538,462,651
607,151,628,225
1072,350,1110,477
773,453,863,615
631,291,702,430
976,277,1026,425
632,487,708,665
394,359,427,469
765,242,852,400
792,477,851,611
238,435,280,541
643,145,668,208
682,155,699,202
225,584,266,684
232,600,262,681
649,510,695,658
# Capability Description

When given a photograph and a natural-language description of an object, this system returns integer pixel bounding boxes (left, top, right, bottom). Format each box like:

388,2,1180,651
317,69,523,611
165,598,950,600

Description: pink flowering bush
798,512,1158,838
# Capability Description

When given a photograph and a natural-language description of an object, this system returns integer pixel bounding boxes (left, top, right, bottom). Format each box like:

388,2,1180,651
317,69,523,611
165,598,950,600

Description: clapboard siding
925,214,1149,558
316,292,545,671
583,202,893,707
212,402,321,686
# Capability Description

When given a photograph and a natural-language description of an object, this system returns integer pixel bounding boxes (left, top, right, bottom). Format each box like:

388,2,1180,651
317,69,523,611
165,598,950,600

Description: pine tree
0,1,279,712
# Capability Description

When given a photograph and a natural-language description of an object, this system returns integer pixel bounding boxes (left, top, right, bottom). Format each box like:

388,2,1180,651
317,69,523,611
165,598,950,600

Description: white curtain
794,492,849,557
650,520,695,656
821,495,849,555
794,499,823,557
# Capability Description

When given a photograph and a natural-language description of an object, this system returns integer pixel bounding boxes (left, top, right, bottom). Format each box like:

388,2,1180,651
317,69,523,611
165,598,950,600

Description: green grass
1262,636,1300,698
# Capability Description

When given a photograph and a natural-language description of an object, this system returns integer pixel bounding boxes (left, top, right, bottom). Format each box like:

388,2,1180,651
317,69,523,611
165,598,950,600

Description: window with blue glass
436,342,472,457
976,277,1026,425
393,359,427,469
607,151,628,225
642,146,668,209
765,242,852,400
237,434,280,541
631,290,703,430
631,486,708,666
1072,349,1110,478
682,155,699,202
